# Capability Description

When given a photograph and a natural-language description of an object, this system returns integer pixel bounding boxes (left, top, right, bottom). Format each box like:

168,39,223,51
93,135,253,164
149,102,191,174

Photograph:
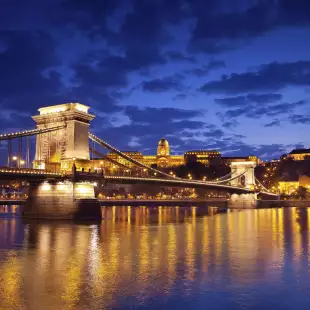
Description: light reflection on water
0,206,310,309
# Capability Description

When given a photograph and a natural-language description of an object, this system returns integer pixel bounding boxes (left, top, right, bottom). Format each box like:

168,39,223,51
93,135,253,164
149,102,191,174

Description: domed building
142,138,185,168
157,138,170,167
157,138,170,156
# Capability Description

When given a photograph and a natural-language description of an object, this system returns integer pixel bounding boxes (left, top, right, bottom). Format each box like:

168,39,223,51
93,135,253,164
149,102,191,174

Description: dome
158,138,169,147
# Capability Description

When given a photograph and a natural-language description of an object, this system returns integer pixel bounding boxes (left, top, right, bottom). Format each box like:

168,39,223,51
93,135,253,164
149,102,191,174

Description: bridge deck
0,169,278,196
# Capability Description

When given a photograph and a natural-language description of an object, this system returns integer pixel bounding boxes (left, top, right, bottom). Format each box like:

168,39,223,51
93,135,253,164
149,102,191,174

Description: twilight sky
1,0,310,160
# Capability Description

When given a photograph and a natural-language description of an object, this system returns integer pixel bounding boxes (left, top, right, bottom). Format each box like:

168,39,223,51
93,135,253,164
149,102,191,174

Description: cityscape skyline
1,0,310,160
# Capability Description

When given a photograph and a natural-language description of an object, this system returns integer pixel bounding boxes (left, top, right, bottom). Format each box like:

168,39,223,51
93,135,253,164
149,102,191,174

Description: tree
295,186,309,199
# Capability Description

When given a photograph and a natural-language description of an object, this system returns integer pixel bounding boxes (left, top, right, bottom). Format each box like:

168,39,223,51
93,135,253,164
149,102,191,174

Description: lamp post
12,156,18,168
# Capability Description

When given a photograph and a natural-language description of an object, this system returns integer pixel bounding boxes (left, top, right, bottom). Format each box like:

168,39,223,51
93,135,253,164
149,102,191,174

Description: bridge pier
228,193,258,209
23,180,102,220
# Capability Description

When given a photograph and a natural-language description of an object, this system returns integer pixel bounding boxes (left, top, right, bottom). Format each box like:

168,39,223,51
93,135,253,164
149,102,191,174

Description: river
1,205,310,309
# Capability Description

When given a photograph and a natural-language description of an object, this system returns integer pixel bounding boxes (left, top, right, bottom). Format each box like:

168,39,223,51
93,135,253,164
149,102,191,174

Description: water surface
1,206,310,309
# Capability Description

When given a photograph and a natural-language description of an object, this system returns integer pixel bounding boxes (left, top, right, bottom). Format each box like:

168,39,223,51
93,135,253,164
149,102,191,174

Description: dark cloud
190,0,310,53
0,30,63,111
164,51,196,63
222,120,238,129
172,94,187,101
222,143,289,159
124,106,201,124
200,61,310,94
141,74,185,93
92,105,213,153
289,114,310,124
186,60,226,77
223,100,307,119
215,93,282,107
57,0,120,36
264,120,281,127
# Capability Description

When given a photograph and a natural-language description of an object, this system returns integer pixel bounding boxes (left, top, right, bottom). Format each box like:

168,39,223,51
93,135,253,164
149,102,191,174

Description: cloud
289,114,310,124
222,120,239,129
264,120,281,127
186,60,226,77
164,51,196,63
56,0,120,36
200,61,310,94
0,30,63,111
140,74,185,93
223,100,307,119
124,106,201,124
172,94,187,101
215,93,282,107
189,0,310,53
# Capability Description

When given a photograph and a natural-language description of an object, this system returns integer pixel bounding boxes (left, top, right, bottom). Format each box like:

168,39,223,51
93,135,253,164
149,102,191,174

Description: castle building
91,137,260,172
139,138,185,168
184,150,221,165
287,148,310,161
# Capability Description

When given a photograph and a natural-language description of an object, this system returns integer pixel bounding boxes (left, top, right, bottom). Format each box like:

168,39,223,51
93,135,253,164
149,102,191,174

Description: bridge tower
230,161,256,189
228,161,257,209
32,103,95,172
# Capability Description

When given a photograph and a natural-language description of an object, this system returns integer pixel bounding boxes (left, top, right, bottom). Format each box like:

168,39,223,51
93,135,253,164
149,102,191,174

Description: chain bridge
0,103,278,220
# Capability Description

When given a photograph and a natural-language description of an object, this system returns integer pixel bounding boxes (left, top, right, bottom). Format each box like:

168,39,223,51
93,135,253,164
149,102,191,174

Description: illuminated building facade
107,151,144,168
184,150,221,165
98,138,261,171
287,148,310,160
222,156,260,166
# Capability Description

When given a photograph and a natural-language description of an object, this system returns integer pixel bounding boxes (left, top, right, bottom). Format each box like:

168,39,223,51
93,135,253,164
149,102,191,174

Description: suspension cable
208,170,248,184
89,132,178,179
255,176,270,193
89,147,132,171
0,125,66,140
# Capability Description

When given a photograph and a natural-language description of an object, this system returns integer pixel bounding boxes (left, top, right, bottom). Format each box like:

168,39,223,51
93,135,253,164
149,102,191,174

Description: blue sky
1,0,310,160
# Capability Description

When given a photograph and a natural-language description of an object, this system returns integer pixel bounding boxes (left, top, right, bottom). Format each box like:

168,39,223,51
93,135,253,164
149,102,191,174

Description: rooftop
289,148,310,155
38,103,90,115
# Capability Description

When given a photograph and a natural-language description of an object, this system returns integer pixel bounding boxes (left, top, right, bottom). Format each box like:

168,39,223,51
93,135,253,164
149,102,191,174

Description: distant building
184,150,221,165
221,155,260,166
261,159,281,168
143,138,185,168
287,148,310,161
278,174,300,194
277,175,310,195
299,175,310,189
107,151,143,168
91,138,260,171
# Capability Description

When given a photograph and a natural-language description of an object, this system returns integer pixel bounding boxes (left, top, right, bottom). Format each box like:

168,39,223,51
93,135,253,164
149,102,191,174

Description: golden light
41,183,51,191
20,160,25,165
100,161,103,165
12,156,17,161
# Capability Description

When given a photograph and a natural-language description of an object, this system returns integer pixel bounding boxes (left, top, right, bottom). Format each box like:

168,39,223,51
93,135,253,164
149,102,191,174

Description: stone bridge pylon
32,103,95,172
230,161,256,190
